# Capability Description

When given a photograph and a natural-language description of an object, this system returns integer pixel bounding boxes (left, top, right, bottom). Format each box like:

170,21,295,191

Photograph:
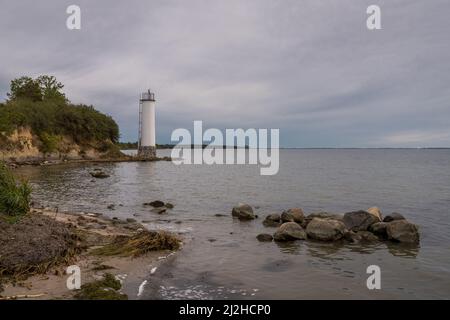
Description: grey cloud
1,0,449,147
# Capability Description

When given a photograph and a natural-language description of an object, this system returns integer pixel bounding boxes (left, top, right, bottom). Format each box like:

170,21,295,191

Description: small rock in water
165,203,174,209
357,231,379,243
152,208,167,214
280,212,295,223
263,213,281,227
383,212,405,222
126,218,136,223
107,204,115,210
285,208,305,224
369,222,389,238
306,218,346,241
367,207,383,221
386,220,420,243
256,233,274,242
89,170,110,179
273,222,307,241
145,200,165,208
344,230,362,243
302,212,343,229
231,203,255,220
343,210,380,231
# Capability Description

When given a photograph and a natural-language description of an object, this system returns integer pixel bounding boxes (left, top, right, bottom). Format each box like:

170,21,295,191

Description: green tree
7,75,67,103
37,75,67,103
7,76,43,102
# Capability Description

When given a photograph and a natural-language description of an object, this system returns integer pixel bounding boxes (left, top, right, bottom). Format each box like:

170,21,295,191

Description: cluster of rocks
143,200,174,214
231,204,420,245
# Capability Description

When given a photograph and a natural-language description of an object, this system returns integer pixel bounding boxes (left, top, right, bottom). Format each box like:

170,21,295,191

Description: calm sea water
16,149,450,299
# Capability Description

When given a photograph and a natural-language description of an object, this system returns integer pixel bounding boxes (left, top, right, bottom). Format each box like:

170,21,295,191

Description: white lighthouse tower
138,89,156,159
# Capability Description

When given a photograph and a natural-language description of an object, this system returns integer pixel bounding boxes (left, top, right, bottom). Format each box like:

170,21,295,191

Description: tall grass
0,162,31,218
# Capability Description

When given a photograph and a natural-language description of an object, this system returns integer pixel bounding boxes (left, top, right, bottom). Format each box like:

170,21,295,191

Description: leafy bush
0,162,32,218
39,132,62,157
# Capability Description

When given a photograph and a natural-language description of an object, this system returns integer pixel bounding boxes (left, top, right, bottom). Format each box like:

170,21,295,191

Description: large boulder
273,222,307,241
263,213,281,227
369,222,388,238
367,207,383,221
231,203,255,220
280,212,294,223
343,210,380,231
306,218,346,241
386,220,420,244
383,212,405,222
285,208,305,224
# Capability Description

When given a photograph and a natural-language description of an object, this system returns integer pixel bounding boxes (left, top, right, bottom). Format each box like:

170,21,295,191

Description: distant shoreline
277,147,450,150
120,146,450,150
4,154,171,168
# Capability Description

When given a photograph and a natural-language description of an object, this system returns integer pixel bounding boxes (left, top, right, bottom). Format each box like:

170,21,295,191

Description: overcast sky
1,0,449,147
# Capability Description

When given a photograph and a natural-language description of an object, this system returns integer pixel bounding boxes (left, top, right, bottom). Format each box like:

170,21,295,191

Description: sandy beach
0,208,182,300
